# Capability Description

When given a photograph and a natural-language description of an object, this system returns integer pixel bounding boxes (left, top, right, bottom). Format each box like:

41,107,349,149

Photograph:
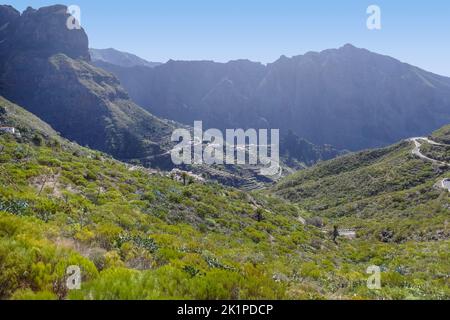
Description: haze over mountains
95,44,450,151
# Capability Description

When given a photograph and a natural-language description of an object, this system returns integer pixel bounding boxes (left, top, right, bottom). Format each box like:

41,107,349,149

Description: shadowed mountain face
96,44,450,151
0,5,175,163
90,48,161,68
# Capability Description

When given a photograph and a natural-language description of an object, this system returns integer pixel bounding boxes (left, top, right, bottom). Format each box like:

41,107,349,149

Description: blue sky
6,0,450,76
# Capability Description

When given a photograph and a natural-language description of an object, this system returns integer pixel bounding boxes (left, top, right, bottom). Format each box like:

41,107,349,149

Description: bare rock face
0,4,90,60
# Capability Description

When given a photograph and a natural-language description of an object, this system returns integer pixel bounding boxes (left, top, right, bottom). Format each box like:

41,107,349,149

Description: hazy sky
7,0,450,76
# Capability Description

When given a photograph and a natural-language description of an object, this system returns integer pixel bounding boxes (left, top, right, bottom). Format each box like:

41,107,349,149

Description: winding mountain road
409,137,450,192
410,137,449,166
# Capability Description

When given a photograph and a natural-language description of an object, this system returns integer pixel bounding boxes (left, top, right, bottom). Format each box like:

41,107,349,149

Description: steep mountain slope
0,5,175,164
0,97,448,300
274,130,450,242
90,48,161,68
98,45,450,151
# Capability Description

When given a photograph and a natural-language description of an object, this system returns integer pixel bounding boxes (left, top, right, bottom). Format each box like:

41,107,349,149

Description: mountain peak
340,43,358,50
0,4,20,17
90,48,161,68
335,43,372,56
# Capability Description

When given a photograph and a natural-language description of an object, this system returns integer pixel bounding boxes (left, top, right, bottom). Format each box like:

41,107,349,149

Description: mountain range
2,4,450,158
95,44,450,151
0,3,449,301
1,85,448,300
0,5,338,174
0,5,176,165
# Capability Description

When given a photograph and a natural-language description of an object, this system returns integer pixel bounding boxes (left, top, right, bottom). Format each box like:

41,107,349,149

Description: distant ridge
97,43,450,151
90,48,161,68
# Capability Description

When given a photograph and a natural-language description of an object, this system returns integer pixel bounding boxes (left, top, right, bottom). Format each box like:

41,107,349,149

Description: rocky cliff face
0,5,174,164
0,5,89,60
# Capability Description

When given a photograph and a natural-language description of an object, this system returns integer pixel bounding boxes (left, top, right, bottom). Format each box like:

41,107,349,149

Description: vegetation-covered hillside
274,140,450,242
272,135,450,299
0,97,449,300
